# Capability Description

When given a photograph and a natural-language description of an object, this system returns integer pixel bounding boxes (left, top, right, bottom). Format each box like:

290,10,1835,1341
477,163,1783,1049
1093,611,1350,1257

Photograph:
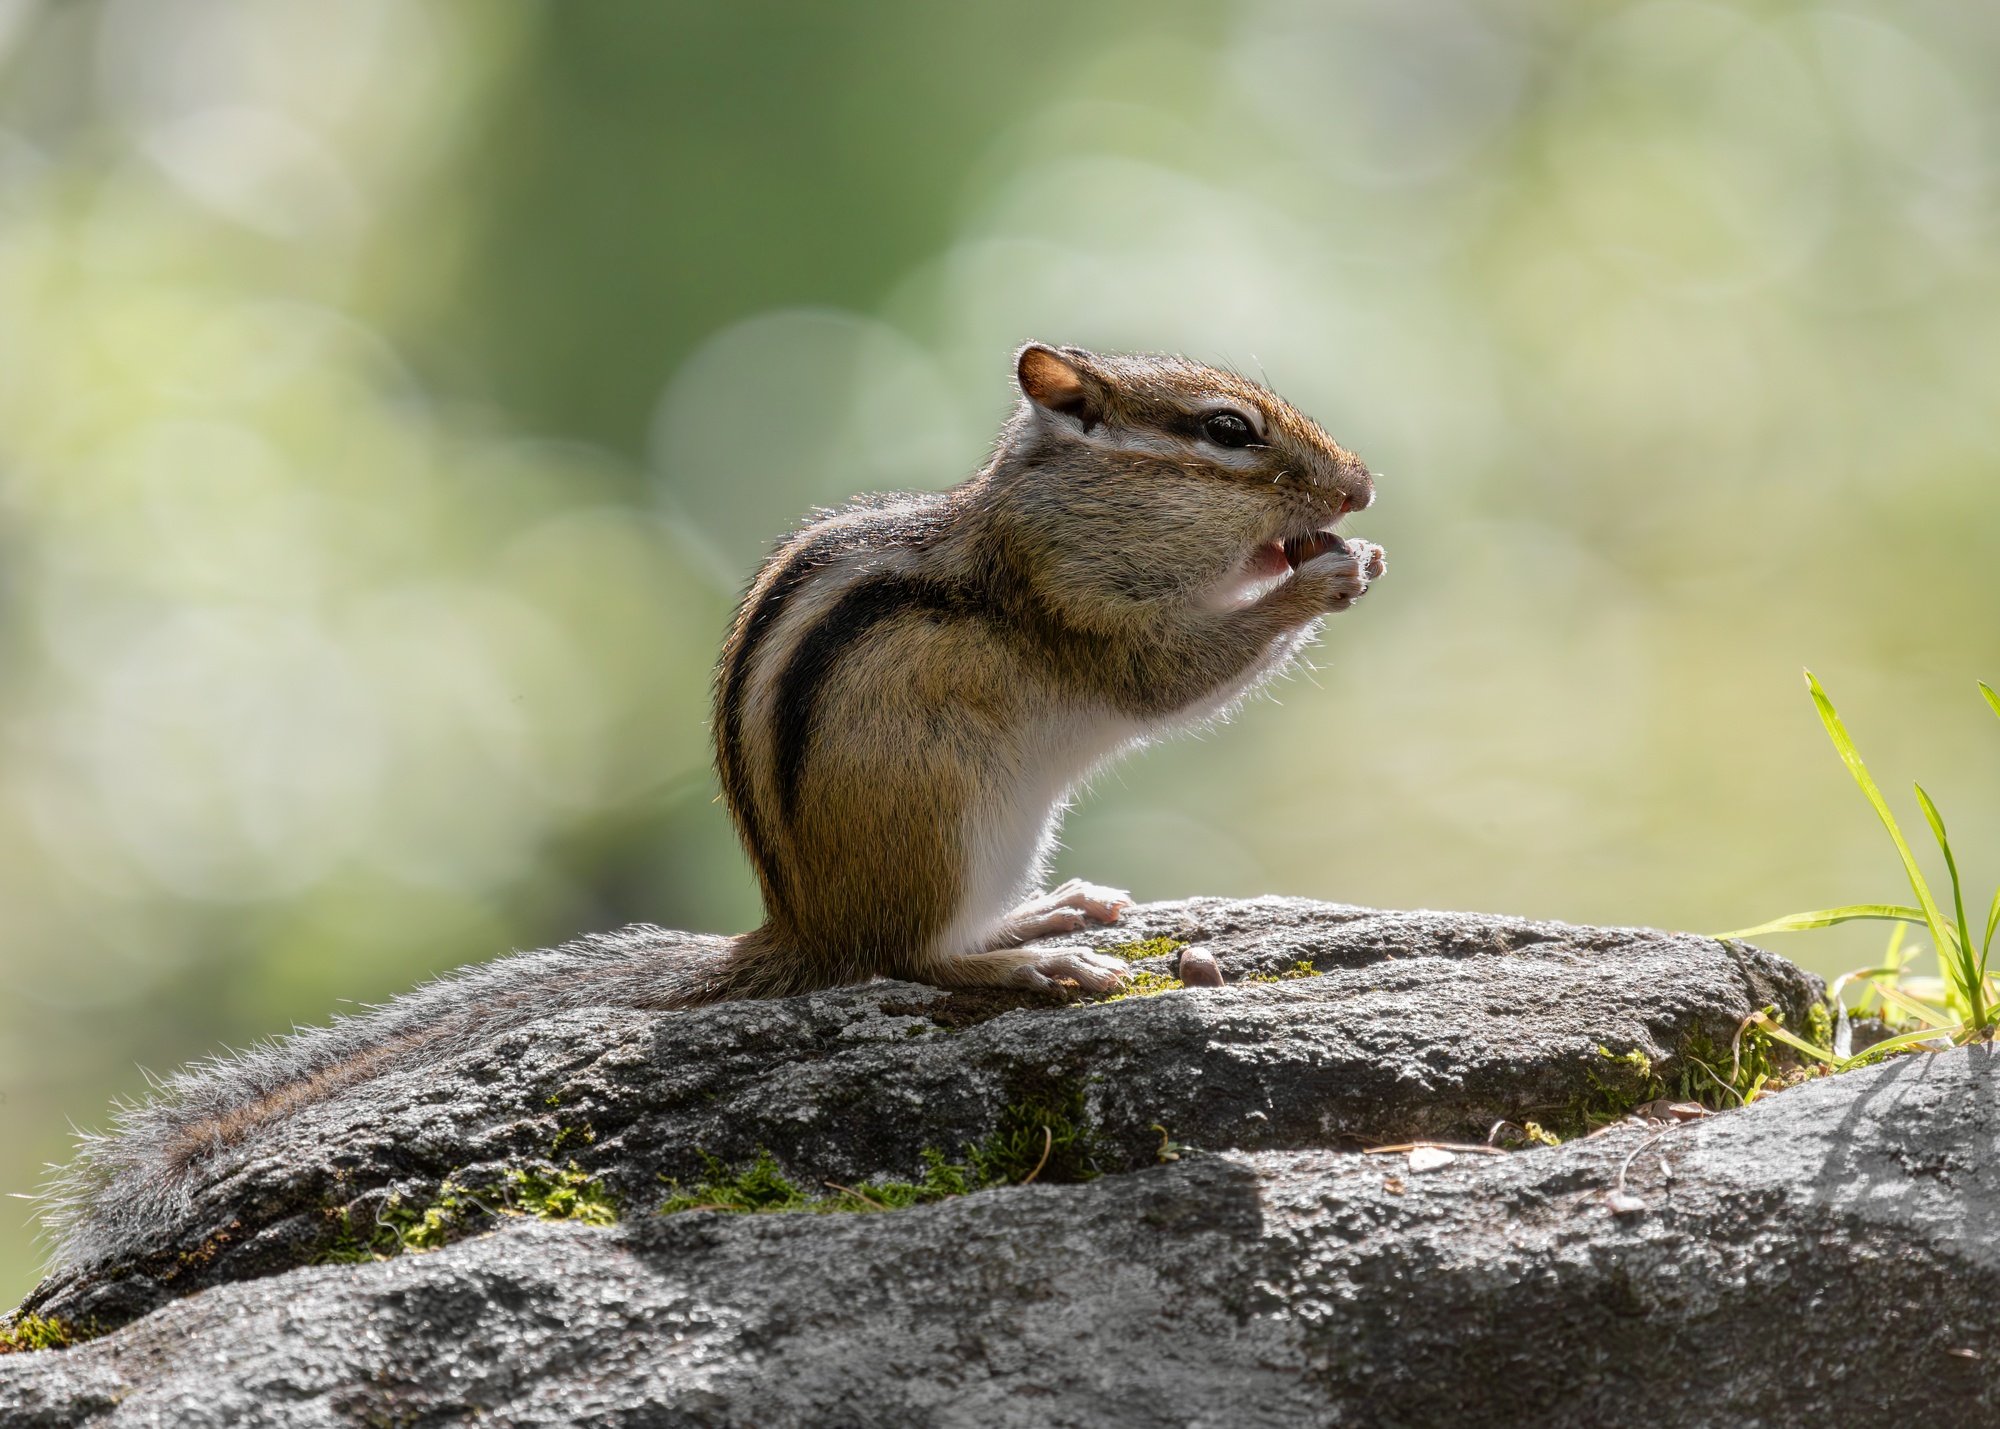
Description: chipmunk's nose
1338,456,1375,515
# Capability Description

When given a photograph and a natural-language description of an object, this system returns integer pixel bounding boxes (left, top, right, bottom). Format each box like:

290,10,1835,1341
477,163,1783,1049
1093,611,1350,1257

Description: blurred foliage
2,0,1998,1303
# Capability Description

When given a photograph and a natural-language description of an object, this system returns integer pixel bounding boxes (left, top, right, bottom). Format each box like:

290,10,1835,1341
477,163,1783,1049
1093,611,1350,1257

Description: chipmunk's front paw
999,878,1133,942
1298,538,1386,612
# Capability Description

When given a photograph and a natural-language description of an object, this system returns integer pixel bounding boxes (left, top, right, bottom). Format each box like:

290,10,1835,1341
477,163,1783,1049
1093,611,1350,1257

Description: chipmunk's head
1004,342,1376,607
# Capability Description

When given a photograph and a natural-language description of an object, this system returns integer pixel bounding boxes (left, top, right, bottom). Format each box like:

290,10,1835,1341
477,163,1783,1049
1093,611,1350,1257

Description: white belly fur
929,622,1321,961
932,707,1142,960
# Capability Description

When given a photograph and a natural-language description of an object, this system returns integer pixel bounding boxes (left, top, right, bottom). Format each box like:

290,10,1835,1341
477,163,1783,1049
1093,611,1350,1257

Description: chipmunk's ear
1016,343,1104,427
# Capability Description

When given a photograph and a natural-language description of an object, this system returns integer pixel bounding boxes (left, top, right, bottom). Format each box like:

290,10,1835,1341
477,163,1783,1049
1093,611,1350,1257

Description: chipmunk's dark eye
1202,411,1253,449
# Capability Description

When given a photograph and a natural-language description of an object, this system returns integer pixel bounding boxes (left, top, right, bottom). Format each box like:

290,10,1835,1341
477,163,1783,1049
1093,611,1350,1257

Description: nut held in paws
1177,947,1224,987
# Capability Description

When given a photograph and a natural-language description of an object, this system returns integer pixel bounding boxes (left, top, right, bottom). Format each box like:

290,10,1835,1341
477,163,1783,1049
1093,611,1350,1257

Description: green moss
549,1122,596,1156
1675,1018,1807,1107
659,1149,808,1214
314,1208,395,1264
1100,936,1186,962
1521,1121,1562,1147
658,1145,978,1216
658,1079,1109,1218
1546,1018,1816,1138
864,1144,980,1208
315,1161,621,1263
1104,970,1184,1000
967,1082,1107,1185
1547,1044,1670,1138
509,1162,620,1225
1243,960,1321,983
380,1180,474,1253
0,1313,87,1354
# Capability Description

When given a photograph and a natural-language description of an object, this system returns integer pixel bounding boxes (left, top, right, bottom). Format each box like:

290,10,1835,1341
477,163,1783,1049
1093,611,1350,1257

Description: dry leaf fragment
1631,1100,1708,1125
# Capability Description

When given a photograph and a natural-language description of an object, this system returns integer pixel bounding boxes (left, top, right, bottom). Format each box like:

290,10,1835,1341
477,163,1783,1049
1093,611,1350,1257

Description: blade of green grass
1915,783,1985,1027
1804,672,1959,968
1845,1022,1961,1065
1746,1013,1838,1066
1751,1009,1954,1071
1828,964,1916,1005
1715,905,1925,940
1981,681,1999,993
1869,980,1960,1028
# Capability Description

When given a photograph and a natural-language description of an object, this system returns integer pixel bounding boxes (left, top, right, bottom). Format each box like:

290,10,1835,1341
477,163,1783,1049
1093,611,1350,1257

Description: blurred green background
2,0,1997,1303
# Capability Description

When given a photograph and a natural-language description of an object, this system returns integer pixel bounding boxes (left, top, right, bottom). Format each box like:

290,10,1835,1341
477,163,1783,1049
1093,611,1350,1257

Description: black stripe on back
771,574,970,820
717,530,846,910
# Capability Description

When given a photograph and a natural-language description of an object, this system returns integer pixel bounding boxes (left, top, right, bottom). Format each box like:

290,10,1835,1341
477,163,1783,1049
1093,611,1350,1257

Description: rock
4,1048,1996,1425
2,897,1891,1426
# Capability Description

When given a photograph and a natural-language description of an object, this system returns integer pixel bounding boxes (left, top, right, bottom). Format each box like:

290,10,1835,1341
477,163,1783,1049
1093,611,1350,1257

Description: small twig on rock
1362,1141,1508,1157
822,1181,889,1210
1019,1126,1054,1185
1606,1127,1673,1215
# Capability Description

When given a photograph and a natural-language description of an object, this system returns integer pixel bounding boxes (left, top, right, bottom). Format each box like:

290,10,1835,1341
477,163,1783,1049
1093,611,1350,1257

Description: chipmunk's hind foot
926,944,1130,995
916,880,1135,995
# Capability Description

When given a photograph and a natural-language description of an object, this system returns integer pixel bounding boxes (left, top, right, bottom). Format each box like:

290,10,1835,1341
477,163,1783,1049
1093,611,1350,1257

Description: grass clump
0,1314,87,1354
1720,671,2000,1065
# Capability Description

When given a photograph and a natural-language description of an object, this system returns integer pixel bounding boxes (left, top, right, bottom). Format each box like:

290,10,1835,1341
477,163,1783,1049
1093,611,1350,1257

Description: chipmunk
32,343,1383,1278
711,342,1383,998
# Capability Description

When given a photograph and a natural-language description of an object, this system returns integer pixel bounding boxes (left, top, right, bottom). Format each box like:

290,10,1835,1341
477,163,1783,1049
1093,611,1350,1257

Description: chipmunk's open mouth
1208,523,1352,609
1279,530,1348,570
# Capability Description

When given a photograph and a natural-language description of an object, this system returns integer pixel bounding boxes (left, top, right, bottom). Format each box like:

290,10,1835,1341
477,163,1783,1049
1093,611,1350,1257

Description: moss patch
967,1081,1109,1185
0,1313,90,1355
1104,969,1184,1000
314,1161,621,1264
509,1163,620,1226
1542,1017,1815,1139
1099,936,1187,962
659,1078,1110,1218
658,1146,978,1216
1243,960,1321,983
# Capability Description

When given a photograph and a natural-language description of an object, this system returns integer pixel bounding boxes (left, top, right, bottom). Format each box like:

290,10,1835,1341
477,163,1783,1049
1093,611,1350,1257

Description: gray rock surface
5,896,1926,1427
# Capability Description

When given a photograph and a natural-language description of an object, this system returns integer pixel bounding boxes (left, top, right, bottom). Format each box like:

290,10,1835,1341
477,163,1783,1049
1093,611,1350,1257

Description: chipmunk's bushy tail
38,924,798,1279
